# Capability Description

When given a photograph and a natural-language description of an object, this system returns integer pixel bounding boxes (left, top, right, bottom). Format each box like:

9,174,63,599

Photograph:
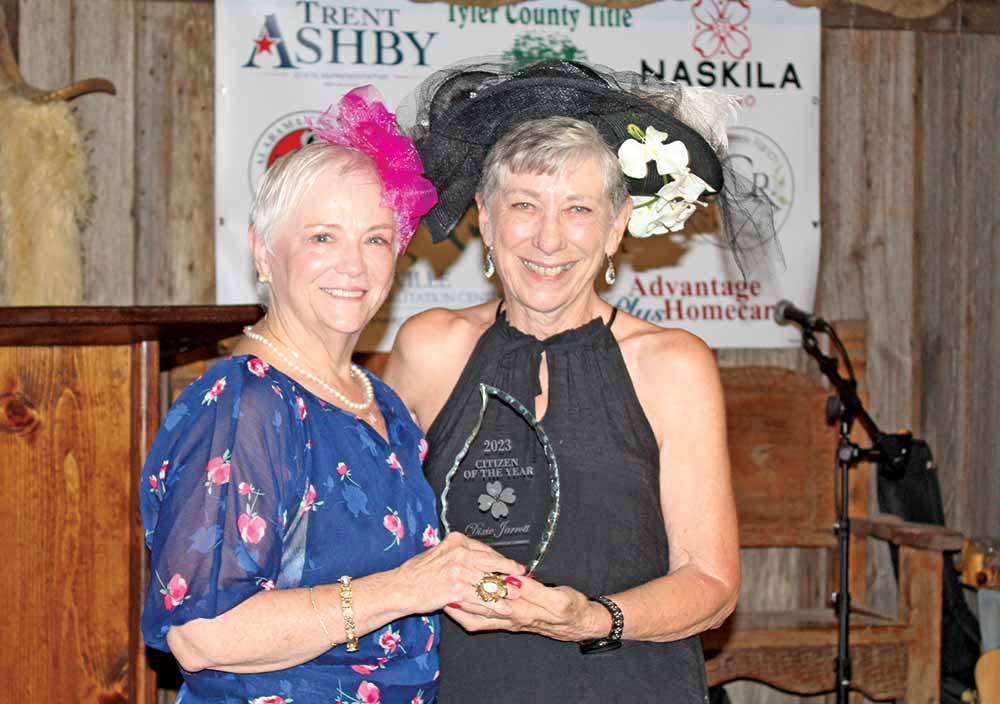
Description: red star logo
254,32,277,54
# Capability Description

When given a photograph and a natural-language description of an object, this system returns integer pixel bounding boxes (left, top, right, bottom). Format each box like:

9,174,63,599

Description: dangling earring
257,272,269,284
604,255,616,285
483,246,496,279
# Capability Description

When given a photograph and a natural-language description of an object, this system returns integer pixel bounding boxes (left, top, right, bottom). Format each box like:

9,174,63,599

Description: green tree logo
502,32,588,66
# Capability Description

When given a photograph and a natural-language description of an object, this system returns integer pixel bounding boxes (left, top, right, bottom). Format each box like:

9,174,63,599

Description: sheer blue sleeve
139,362,302,651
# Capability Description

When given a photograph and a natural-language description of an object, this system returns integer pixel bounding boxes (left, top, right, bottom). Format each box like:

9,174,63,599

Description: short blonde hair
478,116,628,214
250,142,376,248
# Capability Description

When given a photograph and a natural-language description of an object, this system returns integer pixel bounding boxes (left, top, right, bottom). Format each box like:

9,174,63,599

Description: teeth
522,260,573,276
321,288,364,298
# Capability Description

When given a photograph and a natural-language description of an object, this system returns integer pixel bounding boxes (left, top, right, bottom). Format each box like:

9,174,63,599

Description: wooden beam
821,0,1000,34
0,1,16,63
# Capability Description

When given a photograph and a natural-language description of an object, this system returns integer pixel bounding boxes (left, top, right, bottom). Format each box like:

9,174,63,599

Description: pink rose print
337,462,349,477
357,681,380,704
204,450,232,493
202,376,227,405
296,396,307,420
386,452,404,476
378,626,402,654
161,573,188,611
249,697,292,704
421,524,440,548
412,693,425,704
238,513,268,544
298,484,323,517
247,357,270,378
271,384,283,398
692,0,751,60
418,438,429,462
148,475,159,490
159,460,168,479
351,664,379,675
257,577,276,591
239,481,252,496
383,510,405,550
425,633,434,653
306,440,313,450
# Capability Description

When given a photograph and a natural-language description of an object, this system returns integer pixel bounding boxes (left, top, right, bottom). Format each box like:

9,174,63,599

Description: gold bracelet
338,575,359,652
308,586,337,650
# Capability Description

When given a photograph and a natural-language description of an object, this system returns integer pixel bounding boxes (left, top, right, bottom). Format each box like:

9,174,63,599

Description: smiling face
253,161,397,340
479,156,630,321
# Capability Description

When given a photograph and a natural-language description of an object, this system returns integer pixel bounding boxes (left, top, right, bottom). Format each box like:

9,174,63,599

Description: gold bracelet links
308,586,337,650
339,575,359,652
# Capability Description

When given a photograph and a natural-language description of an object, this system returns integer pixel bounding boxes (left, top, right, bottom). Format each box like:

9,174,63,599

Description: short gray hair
478,116,628,214
250,142,376,248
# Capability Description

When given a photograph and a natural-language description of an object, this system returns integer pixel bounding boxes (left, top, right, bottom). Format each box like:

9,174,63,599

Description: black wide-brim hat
402,60,727,244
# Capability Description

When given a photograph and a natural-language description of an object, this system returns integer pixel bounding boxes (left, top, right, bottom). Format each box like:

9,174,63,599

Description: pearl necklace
242,326,377,423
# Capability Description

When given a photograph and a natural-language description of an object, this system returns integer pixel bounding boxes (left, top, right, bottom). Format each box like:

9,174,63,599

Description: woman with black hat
384,60,775,702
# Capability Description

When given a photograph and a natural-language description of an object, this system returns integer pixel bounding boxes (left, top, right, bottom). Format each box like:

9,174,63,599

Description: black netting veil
398,58,778,275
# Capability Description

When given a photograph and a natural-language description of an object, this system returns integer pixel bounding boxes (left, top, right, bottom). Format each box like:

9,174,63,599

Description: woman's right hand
395,532,524,617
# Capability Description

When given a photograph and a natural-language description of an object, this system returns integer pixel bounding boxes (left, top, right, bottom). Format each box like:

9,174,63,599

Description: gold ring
475,573,508,603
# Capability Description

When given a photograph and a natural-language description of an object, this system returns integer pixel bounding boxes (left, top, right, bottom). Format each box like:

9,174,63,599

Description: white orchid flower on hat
617,123,715,238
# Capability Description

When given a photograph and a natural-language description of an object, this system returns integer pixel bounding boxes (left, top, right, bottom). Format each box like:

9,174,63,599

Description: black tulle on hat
398,59,777,274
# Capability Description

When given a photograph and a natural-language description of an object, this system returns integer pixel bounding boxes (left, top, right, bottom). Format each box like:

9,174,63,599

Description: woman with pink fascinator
138,87,521,704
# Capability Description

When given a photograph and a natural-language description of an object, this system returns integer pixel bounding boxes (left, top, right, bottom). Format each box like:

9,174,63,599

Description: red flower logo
692,0,751,60
163,573,188,611
357,681,381,704
202,377,227,405
205,452,231,488
296,396,307,420
421,524,439,548
418,438,429,462
247,357,270,378
238,513,268,544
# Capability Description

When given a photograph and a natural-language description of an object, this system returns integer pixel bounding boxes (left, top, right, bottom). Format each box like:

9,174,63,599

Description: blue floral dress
140,355,441,704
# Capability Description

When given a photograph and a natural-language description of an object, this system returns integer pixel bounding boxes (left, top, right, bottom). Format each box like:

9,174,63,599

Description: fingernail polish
446,602,462,610
504,576,522,588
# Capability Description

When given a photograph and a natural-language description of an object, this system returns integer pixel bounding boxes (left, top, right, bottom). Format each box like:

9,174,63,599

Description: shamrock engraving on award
440,384,560,575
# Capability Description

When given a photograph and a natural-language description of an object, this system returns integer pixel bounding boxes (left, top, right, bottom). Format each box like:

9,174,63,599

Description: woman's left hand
445,577,609,642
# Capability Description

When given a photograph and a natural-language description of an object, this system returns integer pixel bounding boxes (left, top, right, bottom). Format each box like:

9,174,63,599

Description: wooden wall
7,1,999,702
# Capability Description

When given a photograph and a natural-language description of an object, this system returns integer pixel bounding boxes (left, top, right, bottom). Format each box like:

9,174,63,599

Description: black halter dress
423,307,709,703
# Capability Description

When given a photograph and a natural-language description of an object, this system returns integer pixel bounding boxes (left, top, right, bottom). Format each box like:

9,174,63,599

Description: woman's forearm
167,568,420,673
610,562,740,643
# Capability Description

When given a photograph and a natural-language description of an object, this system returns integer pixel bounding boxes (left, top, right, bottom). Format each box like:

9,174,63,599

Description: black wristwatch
578,595,624,654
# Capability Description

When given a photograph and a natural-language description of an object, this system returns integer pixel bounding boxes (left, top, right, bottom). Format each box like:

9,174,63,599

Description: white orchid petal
644,125,671,145
617,139,650,179
652,141,690,176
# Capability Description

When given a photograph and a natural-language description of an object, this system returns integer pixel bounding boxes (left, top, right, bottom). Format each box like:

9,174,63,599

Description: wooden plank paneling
16,0,70,91
958,34,1000,541
0,345,135,702
74,0,137,304
917,32,970,542
135,1,215,304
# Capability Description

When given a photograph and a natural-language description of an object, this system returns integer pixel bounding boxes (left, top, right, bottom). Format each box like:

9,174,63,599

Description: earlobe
475,195,494,247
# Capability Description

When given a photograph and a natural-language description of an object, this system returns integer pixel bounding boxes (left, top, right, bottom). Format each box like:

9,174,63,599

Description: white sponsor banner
216,0,819,349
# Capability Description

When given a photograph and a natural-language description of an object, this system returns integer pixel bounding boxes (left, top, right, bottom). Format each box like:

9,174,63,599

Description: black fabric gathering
424,310,709,703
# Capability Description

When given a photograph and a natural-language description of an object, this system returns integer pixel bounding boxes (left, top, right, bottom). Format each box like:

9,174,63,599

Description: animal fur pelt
0,90,91,304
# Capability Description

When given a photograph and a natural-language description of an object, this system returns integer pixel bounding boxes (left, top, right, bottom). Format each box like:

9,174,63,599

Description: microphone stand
795,319,909,704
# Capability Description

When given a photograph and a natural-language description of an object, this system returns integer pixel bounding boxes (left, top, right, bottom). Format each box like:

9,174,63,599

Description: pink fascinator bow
308,86,438,252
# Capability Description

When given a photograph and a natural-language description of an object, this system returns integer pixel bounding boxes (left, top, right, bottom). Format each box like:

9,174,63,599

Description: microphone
775,299,818,329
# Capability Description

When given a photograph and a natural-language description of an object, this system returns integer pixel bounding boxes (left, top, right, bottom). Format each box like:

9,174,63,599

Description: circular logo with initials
727,126,794,233
248,110,321,194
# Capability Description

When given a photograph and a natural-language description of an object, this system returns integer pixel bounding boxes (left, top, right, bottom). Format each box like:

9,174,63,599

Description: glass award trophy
440,384,560,574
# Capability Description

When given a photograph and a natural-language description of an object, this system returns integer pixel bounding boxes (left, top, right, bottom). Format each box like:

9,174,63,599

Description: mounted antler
0,6,116,102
